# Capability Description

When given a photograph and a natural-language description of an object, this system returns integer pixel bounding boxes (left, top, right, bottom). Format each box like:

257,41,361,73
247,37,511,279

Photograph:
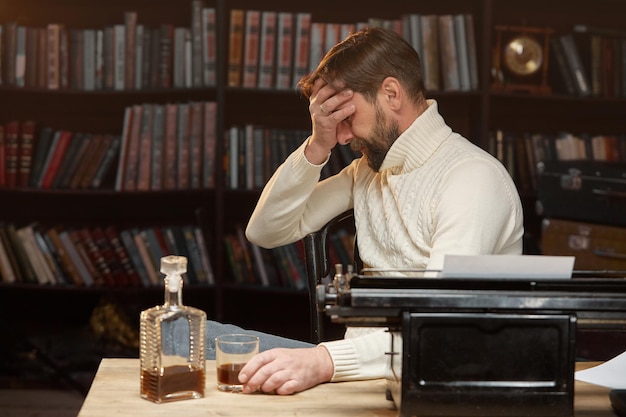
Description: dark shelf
489,92,626,133
0,188,216,225
0,87,218,133
1,0,624,390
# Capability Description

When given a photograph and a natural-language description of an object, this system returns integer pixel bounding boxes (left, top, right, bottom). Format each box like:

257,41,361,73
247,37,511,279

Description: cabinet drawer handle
592,188,626,200
594,248,626,260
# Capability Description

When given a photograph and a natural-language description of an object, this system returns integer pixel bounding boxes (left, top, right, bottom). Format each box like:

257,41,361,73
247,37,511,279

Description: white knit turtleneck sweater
246,100,524,381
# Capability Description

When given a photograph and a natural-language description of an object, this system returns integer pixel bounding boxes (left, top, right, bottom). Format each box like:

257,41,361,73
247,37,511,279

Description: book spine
103,26,115,90
193,226,214,285
113,24,125,90
161,103,178,190
70,134,102,189
134,24,143,89
92,226,130,287
115,105,143,191
0,227,17,283
308,22,325,73
95,28,104,90
14,25,26,87
47,24,61,89
559,33,591,96
83,29,96,90
45,227,83,286
0,224,24,283
3,22,18,86
27,126,50,187
292,13,311,89
119,229,151,287
90,134,122,189
190,0,204,87
420,15,440,91
139,228,164,278
176,103,191,189
77,227,115,287
4,121,20,188
275,12,294,90
32,225,66,285
242,10,261,88
17,225,54,285
101,226,134,287
228,9,245,87
550,37,577,95
437,14,460,91
17,120,36,187
140,26,152,89
258,11,277,89
183,225,207,284
53,132,85,189
40,130,73,189
35,27,47,88
79,134,113,188
324,23,341,55
64,229,99,286
149,104,165,190
173,27,188,88
135,103,154,191
201,7,217,87
189,101,204,189
249,241,269,286
158,24,174,88
463,14,479,90
453,14,471,91
201,101,217,188
132,230,159,286
6,223,39,284
124,11,138,90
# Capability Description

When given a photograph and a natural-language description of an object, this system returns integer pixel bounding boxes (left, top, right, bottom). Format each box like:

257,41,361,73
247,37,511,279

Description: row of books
551,26,626,97
115,100,217,191
0,100,218,190
228,9,479,92
0,120,121,189
489,129,626,194
223,124,360,190
0,223,214,287
0,1,216,90
223,225,355,290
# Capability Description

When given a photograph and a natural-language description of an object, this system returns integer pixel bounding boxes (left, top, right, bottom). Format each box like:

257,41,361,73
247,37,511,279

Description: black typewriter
319,270,626,417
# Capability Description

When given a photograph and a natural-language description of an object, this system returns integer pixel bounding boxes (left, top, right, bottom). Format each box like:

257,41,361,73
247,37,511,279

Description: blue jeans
203,320,315,359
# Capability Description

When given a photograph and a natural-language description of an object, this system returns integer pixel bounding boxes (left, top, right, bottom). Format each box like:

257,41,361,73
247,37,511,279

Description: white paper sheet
575,350,626,389
440,254,575,279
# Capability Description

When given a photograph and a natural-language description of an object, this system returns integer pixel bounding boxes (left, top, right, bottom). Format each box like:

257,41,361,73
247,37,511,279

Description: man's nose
336,123,353,145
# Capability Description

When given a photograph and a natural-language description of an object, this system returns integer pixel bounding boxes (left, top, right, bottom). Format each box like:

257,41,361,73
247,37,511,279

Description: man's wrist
304,136,332,165
314,345,335,382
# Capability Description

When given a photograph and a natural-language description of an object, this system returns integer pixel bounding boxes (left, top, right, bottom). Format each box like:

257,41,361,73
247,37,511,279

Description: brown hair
298,27,426,105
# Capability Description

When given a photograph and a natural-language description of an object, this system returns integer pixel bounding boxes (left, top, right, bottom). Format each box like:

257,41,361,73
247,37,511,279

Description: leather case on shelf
536,161,626,227
541,217,626,271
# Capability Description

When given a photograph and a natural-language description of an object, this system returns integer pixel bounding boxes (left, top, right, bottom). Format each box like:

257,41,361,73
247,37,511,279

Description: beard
350,106,400,172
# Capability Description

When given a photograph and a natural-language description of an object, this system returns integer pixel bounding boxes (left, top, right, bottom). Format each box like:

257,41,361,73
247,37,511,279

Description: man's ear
380,77,402,110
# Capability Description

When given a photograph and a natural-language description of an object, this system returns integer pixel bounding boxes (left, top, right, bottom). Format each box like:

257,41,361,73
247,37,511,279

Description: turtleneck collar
379,99,452,173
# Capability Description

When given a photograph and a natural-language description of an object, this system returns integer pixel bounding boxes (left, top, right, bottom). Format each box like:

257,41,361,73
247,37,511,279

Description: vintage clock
491,25,554,94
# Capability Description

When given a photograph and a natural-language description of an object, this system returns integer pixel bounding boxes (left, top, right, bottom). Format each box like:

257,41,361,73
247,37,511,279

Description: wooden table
77,359,616,417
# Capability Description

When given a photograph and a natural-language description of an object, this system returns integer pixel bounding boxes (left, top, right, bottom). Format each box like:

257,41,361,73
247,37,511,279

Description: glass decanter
140,255,206,403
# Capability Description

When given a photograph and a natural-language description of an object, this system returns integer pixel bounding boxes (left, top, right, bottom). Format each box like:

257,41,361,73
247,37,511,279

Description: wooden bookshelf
0,0,625,349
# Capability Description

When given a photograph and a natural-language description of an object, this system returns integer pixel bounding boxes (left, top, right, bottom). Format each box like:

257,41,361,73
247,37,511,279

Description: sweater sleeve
427,156,524,271
246,138,356,248
319,328,391,381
